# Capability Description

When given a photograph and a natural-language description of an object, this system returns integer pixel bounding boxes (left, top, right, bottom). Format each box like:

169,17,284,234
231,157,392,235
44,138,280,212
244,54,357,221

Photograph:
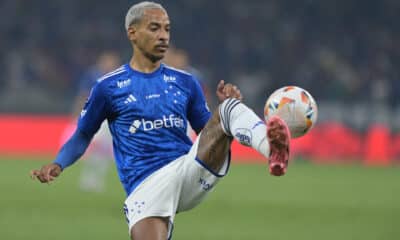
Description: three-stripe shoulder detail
97,66,127,82
164,65,192,76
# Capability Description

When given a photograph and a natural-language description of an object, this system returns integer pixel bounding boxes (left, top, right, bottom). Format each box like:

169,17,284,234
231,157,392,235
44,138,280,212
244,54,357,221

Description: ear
127,25,137,42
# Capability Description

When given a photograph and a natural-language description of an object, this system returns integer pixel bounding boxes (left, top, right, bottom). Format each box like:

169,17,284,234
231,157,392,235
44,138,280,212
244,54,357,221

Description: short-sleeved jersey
77,63,211,195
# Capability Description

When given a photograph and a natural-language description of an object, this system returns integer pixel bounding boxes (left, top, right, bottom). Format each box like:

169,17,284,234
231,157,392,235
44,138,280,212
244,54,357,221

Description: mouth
155,44,169,52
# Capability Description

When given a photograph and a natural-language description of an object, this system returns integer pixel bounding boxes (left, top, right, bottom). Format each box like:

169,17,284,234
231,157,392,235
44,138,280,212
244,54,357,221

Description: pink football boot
266,116,291,176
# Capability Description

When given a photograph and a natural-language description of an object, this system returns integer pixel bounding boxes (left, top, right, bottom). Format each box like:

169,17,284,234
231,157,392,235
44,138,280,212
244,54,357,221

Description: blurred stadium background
1,0,399,239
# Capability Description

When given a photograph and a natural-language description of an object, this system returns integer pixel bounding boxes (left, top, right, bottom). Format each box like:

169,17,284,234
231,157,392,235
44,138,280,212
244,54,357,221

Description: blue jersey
77,63,211,195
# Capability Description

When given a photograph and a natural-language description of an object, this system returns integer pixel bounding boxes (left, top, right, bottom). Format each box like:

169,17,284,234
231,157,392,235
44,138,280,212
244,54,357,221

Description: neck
130,48,161,73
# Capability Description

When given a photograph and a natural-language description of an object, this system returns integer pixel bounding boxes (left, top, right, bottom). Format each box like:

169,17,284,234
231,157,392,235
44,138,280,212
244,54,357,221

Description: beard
135,43,165,63
144,51,164,63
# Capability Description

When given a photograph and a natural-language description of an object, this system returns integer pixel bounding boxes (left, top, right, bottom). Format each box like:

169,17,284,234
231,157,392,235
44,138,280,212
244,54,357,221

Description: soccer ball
264,86,318,138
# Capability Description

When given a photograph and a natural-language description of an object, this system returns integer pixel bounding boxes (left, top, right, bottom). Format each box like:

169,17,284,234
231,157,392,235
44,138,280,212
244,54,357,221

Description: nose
159,29,169,42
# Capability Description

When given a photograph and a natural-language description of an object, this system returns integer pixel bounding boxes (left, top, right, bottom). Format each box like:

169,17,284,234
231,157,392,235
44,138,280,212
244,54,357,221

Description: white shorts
123,134,231,238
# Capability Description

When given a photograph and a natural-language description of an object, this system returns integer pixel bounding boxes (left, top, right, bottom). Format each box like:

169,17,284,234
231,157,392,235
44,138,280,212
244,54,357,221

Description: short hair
125,1,166,31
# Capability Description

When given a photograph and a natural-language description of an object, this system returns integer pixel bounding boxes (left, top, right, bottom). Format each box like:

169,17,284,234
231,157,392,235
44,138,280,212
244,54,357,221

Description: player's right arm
30,82,112,183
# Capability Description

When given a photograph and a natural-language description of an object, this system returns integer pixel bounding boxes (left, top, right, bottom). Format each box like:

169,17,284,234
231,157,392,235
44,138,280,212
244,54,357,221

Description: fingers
216,80,225,95
45,167,53,182
30,169,41,180
223,84,243,100
30,168,47,183
50,164,62,178
217,80,225,91
216,80,243,102
30,165,58,184
233,87,243,100
46,166,60,182
216,80,226,102
31,170,48,183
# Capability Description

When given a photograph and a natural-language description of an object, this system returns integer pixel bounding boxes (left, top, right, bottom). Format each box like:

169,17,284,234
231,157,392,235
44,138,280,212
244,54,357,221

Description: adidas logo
124,94,137,104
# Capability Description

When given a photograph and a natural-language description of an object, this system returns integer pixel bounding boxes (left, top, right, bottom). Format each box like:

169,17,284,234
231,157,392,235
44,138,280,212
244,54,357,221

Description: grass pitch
0,158,399,240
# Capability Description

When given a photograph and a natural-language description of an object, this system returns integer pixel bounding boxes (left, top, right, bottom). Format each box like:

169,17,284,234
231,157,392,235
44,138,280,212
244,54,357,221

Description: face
128,8,170,62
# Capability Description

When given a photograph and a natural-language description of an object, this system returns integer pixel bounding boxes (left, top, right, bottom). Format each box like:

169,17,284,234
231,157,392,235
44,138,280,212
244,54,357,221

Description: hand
30,163,62,183
216,80,243,102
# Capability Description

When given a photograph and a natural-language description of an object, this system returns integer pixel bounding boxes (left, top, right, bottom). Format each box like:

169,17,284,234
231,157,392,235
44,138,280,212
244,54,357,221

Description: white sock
219,98,270,158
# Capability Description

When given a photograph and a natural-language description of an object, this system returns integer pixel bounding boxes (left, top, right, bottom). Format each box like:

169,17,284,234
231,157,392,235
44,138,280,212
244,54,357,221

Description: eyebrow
148,22,170,27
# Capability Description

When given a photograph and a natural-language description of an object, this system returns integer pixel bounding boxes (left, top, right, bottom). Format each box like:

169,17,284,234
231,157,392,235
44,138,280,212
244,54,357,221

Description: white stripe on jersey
164,65,191,76
97,66,126,82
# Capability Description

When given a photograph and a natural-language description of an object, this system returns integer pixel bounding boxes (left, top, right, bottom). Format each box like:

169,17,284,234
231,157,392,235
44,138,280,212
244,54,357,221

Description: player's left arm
30,82,112,183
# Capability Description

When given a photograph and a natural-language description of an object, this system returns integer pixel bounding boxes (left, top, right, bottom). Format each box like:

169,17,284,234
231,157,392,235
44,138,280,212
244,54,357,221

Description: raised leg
197,98,290,176
130,217,169,240
196,110,233,173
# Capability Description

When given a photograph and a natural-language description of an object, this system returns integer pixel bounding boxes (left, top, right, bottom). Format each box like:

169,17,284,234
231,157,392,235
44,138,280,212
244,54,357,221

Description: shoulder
97,65,129,84
164,64,206,91
163,64,194,79
162,64,201,88
85,65,130,100
94,65,130,89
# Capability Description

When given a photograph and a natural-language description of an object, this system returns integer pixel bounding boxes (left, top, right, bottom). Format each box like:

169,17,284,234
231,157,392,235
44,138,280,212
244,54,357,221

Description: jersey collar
125,63,164,78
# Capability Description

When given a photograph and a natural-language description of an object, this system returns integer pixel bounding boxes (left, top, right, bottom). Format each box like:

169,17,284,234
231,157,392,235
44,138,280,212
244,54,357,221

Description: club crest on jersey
163,75,176,82
117,79,131,88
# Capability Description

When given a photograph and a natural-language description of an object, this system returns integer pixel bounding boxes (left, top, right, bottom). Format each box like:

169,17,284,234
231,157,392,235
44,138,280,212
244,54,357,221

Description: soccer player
30,2,290,240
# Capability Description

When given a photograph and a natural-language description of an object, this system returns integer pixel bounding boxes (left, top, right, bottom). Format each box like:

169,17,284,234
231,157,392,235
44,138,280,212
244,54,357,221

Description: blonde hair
125,1,165,30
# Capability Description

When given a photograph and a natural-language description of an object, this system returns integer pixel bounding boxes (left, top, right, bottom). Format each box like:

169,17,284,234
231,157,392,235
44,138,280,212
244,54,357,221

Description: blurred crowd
1,0,399,116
